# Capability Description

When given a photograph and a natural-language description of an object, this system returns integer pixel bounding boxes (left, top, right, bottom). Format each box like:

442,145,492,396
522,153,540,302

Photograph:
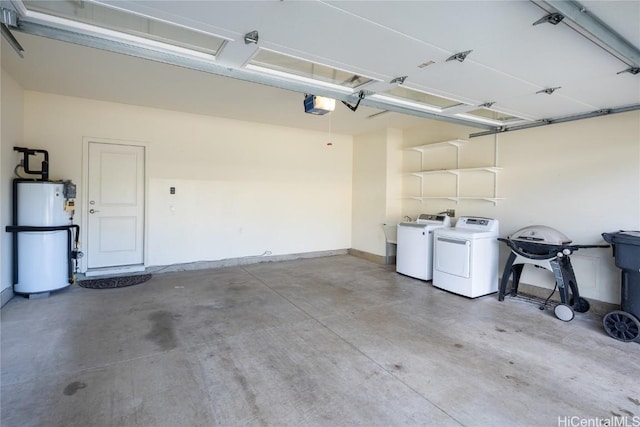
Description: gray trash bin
602,231,640,342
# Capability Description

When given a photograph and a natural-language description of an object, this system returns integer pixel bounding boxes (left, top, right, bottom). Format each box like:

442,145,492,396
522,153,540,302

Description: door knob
89,209,100,214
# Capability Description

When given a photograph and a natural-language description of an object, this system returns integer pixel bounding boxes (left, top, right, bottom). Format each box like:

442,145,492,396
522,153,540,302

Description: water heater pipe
13,146,49,181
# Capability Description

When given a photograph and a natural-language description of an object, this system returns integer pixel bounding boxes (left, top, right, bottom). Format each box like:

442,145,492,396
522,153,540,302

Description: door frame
81,137,149,275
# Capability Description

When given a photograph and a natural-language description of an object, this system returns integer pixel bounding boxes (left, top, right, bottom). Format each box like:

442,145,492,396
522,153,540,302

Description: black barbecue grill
498,225,609,321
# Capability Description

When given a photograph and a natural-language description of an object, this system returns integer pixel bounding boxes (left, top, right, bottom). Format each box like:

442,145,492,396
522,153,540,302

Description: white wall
385,128,403,223
352,129,387,256
402,112,640,304
1,69,24,302
351,128,404,257
4,80,637,306
20,91,353,269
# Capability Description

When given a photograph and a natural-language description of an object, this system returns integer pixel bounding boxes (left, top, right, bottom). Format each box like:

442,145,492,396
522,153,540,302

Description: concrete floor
1,255,639,427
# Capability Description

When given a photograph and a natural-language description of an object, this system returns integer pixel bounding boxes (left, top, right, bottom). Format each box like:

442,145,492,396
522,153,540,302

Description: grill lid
509,225,571,245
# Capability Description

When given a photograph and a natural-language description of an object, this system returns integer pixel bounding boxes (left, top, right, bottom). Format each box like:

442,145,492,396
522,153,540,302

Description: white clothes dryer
432,217,499,297
396,214,451,280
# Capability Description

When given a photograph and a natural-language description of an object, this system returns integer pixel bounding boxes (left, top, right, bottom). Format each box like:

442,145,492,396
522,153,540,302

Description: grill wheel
569,296,590,313
554,304,574,322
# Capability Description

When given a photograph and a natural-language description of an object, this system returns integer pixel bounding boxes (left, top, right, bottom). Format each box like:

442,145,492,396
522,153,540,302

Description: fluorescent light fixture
304,95,336,115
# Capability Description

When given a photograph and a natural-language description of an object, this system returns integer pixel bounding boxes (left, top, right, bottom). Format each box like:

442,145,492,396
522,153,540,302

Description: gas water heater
5,147,81,297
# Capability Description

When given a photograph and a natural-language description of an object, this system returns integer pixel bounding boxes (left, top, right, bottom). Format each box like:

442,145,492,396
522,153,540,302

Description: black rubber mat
78,274,152,289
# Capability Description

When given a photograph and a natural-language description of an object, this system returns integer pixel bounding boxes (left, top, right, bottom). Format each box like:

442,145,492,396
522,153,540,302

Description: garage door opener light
304,94,336,115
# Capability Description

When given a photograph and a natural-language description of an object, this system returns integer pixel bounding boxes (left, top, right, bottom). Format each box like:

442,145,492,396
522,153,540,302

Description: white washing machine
432,216,499,297
396,214,451,280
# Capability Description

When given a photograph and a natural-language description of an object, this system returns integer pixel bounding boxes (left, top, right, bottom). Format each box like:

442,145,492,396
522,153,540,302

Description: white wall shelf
410,166,502,177
406,139,467,153
406,139,504,205
409,196,506,203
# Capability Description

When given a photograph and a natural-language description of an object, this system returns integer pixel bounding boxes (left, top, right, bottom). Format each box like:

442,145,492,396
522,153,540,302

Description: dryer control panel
416,213,451,226
455,216,499,232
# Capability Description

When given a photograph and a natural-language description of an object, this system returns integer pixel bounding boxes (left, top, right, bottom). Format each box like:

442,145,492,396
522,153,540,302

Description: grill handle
498,238,608,260
566,244,609,251
497,238,559,260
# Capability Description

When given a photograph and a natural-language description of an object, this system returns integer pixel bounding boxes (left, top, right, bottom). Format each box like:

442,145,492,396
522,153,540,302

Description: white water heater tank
15,182,71,294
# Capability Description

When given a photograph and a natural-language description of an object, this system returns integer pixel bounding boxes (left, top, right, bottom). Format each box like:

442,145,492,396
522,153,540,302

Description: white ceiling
2,0,639,135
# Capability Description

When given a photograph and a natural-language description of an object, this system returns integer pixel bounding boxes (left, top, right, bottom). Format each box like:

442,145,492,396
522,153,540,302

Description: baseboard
1,286,14,308
146,249,349,275
512,282,619,318
348,249,388,265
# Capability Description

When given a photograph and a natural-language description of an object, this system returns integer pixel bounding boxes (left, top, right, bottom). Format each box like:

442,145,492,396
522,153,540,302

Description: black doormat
78,274,152,289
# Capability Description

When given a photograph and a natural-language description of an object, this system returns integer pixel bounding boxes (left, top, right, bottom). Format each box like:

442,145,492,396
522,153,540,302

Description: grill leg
513,265,524,294
561,257,589,312
499,253,522,301
564,258,578,300
551,258,571,305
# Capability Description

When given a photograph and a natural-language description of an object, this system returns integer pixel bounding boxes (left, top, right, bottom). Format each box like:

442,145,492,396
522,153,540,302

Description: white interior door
87,142,145,269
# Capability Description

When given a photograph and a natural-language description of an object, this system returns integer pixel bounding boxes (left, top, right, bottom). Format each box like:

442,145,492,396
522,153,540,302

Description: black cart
602,231,640,342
